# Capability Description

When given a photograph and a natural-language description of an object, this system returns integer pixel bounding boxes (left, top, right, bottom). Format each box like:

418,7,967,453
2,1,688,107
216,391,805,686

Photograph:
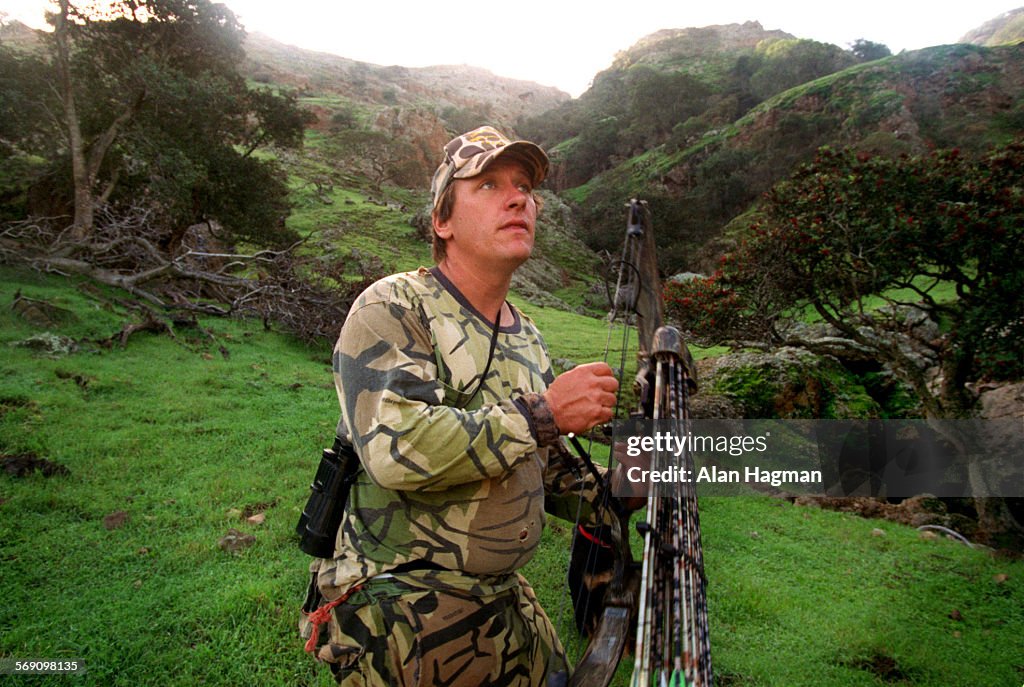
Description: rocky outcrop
697,347,883,419
373,108,451,180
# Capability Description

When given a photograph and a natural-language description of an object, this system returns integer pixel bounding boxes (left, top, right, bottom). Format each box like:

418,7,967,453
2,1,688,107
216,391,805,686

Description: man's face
432,156,538,274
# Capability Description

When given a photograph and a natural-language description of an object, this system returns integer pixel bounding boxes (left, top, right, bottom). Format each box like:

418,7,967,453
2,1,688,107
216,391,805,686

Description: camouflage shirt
315,267,603,600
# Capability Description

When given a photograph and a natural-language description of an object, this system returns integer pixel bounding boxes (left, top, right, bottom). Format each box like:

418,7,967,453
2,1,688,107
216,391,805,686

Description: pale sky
2,1,1020,96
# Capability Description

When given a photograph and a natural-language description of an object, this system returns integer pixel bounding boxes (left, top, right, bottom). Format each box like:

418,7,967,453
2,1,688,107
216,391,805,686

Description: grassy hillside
556,42,1024,271
277,123,606,316
2,266,1022,686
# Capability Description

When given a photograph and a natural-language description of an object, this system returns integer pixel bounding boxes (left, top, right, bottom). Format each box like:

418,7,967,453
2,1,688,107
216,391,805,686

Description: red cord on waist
303,584,363,655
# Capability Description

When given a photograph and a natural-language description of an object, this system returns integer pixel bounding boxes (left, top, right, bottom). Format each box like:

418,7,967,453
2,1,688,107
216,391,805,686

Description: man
301,126,620,686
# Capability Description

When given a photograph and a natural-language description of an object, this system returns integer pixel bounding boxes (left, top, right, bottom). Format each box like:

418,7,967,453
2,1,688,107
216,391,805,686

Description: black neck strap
462,303,503,408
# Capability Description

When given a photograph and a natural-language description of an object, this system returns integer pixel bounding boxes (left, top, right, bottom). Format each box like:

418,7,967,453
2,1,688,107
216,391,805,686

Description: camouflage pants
313,571,568,687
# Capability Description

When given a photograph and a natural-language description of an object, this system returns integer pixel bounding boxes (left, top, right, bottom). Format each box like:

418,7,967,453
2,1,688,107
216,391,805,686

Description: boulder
701,347,881,419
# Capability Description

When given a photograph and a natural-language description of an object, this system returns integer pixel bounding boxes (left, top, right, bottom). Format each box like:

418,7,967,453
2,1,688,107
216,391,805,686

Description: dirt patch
1,452,70,477
12,291,77,329
241,499,279,519
103,510,129,530
793,493,954,527
845,650,908,683
0,396,36,415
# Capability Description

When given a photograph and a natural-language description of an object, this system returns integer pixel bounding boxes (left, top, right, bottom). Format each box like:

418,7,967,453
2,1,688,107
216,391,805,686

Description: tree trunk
54,0,93,240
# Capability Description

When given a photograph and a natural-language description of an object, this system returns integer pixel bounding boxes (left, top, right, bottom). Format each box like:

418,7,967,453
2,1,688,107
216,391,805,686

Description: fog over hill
959,7,1024,46
241,31,569,132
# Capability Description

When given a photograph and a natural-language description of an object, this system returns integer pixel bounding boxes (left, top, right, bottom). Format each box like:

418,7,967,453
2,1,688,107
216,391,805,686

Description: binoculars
295,438,360,559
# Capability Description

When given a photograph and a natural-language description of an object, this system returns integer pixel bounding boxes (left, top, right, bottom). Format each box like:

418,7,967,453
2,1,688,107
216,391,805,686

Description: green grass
532,495,1024,687
1,266,1022,686
1,268,337,686
700,497,1024,686
282,167,433,275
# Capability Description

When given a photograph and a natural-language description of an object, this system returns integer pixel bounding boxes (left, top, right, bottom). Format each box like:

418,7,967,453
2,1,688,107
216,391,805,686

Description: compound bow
567,199,712,687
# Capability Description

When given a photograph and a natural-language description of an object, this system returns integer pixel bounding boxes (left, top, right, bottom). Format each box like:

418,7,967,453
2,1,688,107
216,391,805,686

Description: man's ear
432,212,453,240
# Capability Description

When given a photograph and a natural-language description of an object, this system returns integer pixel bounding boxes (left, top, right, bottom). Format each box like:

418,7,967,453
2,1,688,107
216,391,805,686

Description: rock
703,347,880,418
900,494,947,515
218,528,256,554
976,381,1024,419
688,392,745,419
408,205,433,242
373,107,450,183
10,332,78,358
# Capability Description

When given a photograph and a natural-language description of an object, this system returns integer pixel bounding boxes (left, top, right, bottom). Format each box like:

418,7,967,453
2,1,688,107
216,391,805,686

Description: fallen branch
2,211,373,345
100,312,177,348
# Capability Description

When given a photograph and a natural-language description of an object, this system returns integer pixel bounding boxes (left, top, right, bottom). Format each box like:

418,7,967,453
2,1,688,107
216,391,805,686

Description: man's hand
543,362,619,436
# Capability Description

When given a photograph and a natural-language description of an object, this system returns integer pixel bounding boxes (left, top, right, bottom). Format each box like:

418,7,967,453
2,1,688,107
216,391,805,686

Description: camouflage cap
430,126,549,211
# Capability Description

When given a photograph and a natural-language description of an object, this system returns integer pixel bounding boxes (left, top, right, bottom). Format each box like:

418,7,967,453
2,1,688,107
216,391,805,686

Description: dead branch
100,311,177,348
2,208,374,345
